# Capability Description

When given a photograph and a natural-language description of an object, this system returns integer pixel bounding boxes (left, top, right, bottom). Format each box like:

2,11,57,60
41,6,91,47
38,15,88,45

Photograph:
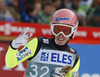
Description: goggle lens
53,25,72,36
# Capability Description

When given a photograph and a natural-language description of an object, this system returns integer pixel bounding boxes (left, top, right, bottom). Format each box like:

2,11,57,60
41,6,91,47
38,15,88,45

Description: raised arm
5,27,38,68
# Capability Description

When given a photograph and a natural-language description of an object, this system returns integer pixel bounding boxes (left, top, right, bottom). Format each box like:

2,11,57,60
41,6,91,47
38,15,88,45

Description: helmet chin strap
69,34,73,39
54,39,58,45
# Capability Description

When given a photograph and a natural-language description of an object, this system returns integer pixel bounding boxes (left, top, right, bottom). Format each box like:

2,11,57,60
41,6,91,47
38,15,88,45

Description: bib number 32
29,65,49,77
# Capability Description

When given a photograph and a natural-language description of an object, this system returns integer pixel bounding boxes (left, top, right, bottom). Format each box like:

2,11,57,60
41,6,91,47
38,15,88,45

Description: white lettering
3,65,12,71
0,47,4,52
42,28,51,35
5,23,11,35
81,73,100,77
15,63,25,71
93,32,100,38
0,23,36,35
21,50,32,58
92,74,100,77
0,47,4,56
82,73,90,77
3,63,25,71
0,25,4,31
30,28,36,33
75,31,87,37
17,27,23,32
11,26,18,32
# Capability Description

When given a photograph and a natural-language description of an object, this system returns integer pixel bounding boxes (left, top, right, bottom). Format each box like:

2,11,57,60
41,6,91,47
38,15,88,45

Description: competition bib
25,49,77,77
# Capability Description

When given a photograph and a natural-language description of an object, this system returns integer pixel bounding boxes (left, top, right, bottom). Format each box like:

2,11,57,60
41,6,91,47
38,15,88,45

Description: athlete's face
55,34,69,45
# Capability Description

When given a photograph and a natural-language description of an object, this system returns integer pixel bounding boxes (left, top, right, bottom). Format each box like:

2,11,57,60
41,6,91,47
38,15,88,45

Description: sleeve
65,54,80,77
5,38,38,68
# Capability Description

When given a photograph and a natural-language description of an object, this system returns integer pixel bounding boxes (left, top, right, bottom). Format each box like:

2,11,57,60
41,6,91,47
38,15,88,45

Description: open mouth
58,38,65,41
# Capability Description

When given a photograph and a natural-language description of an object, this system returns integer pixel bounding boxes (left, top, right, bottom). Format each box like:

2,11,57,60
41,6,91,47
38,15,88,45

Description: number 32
29,65,49,77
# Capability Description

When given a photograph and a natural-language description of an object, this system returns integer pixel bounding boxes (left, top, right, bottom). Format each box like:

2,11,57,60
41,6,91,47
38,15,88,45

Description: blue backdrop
69,44,100,77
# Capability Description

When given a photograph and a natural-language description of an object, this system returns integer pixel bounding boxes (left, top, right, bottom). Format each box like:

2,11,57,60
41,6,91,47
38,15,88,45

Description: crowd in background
0,0,100,27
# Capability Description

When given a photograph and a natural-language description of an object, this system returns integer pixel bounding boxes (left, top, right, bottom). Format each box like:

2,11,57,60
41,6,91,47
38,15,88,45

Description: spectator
87,0,99,24
0,1,5,21
79,0,92,13
19,0,38,17
60,0,69,9
52,0,61,10
24,0,34,5
80,0,93,6
21,5,38,23
34,2,42,14
41,0,51,8
51,5,56,13
68,0,87,26
0,0,17,22
87,6,100,27
5,0,21,22
38,2,54,24
19,0,41,20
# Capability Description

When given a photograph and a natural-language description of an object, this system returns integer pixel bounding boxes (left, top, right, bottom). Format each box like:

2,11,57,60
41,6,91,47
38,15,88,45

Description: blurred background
0,0,100,77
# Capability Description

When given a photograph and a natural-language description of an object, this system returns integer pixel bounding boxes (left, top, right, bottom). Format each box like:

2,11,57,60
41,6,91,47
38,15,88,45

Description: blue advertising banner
69,44,100,77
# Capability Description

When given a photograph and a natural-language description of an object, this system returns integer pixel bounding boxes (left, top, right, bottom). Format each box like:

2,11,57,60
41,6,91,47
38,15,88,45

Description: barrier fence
0,21,100,44
0,21,100,77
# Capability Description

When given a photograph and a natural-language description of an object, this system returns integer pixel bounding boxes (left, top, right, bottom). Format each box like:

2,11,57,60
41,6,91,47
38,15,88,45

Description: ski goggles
51,24,75,37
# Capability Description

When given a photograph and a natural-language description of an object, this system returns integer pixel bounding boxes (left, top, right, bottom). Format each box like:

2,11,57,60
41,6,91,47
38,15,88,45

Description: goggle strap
74,22,79,31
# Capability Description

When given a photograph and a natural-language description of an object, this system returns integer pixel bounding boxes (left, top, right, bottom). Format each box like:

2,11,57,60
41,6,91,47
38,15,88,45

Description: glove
11,27,33,49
